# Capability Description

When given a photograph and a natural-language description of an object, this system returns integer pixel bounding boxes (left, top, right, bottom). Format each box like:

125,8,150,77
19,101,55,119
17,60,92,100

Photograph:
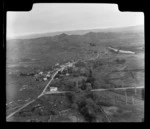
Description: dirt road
6,61,76,120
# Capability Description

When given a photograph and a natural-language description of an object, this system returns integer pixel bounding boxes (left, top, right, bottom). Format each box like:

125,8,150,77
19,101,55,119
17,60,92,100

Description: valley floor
6,47,144,122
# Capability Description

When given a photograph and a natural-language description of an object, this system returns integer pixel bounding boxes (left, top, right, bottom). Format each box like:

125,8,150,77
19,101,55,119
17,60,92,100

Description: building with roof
50,87,58,92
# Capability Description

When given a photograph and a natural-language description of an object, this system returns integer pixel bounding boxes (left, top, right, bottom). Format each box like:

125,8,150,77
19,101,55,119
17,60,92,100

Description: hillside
7,25,144,40
7,25,144,69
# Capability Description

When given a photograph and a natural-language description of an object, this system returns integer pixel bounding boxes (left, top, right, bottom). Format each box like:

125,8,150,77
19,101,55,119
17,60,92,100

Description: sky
7,3,144,38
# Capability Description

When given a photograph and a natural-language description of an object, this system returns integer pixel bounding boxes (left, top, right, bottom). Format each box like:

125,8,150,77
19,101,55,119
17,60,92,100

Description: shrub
66,92,76,104
85,92,97,101
50,109,58,115
85,83,92,91
72,71,80,77
93,60,103,69
115,58,126,64
93,81,99,89
78,98,99,122
90,43,96,46
65,82,77,91
18,110,32,117
86,77,95,88
75,61,86,68
80,79,86,90
71,103,78,110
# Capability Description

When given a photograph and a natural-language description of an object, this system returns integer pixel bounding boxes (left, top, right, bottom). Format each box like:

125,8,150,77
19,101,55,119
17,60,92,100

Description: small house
43,78,47,81
66,73,69,76
68,63,73,67
50,87,58,92
55,63,59,66
39,72,43,75
46,74,50,77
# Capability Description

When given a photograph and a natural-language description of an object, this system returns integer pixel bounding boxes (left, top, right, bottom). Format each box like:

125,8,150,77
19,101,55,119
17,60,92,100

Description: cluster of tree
57,79,80,92
78,68,96,91
75,61,86,68
42,66,53,72
67,67,74,74
85,69,95,89
20,72,35,76
54,73,63,78
58,69,67,75
92,60,103,69
89,43,96,46
79,80,92,91
66,91,102,122
58,67,96,92
72,68,87,77
58,67,75,76
78,98,100,122
66,82,78,92
115,58,126,64
17,104,59,117
72,71,81,77
85,77,95,89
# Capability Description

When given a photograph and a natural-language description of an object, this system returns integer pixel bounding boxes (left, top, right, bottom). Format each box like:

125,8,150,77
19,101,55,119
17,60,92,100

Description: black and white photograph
6,3,144,122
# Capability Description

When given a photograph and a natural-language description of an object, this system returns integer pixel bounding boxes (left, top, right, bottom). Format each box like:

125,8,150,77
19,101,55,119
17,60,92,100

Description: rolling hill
7,25,144,68
7,25,144,40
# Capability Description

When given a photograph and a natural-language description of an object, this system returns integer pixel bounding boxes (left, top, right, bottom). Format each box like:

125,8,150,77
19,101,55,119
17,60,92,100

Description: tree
90,43,96,47
115,58,126,64
73,71,80,77
66,82,77,91
68,67,73,74
71,103,78,110
86,76,95,88
78,98,99,122
85,68,95,88
93,60,103,69
66,92,77,104
86,83,92,91
75,61,86,68
89,69,92,77
81,79,86,90
93,81,99,89
86,92,97,102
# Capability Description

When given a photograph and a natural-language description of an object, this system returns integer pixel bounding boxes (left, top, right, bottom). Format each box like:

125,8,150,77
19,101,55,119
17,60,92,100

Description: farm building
55,63,59,66
50,87,58,92
39,72,43,75
43,78,47,81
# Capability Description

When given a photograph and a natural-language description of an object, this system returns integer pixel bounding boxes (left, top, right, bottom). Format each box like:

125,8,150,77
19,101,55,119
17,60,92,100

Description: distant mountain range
7,25,144,40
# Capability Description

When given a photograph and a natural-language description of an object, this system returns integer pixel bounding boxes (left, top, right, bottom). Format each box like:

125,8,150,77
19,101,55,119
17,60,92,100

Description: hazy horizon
7,24,144,40
7,3,144,39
